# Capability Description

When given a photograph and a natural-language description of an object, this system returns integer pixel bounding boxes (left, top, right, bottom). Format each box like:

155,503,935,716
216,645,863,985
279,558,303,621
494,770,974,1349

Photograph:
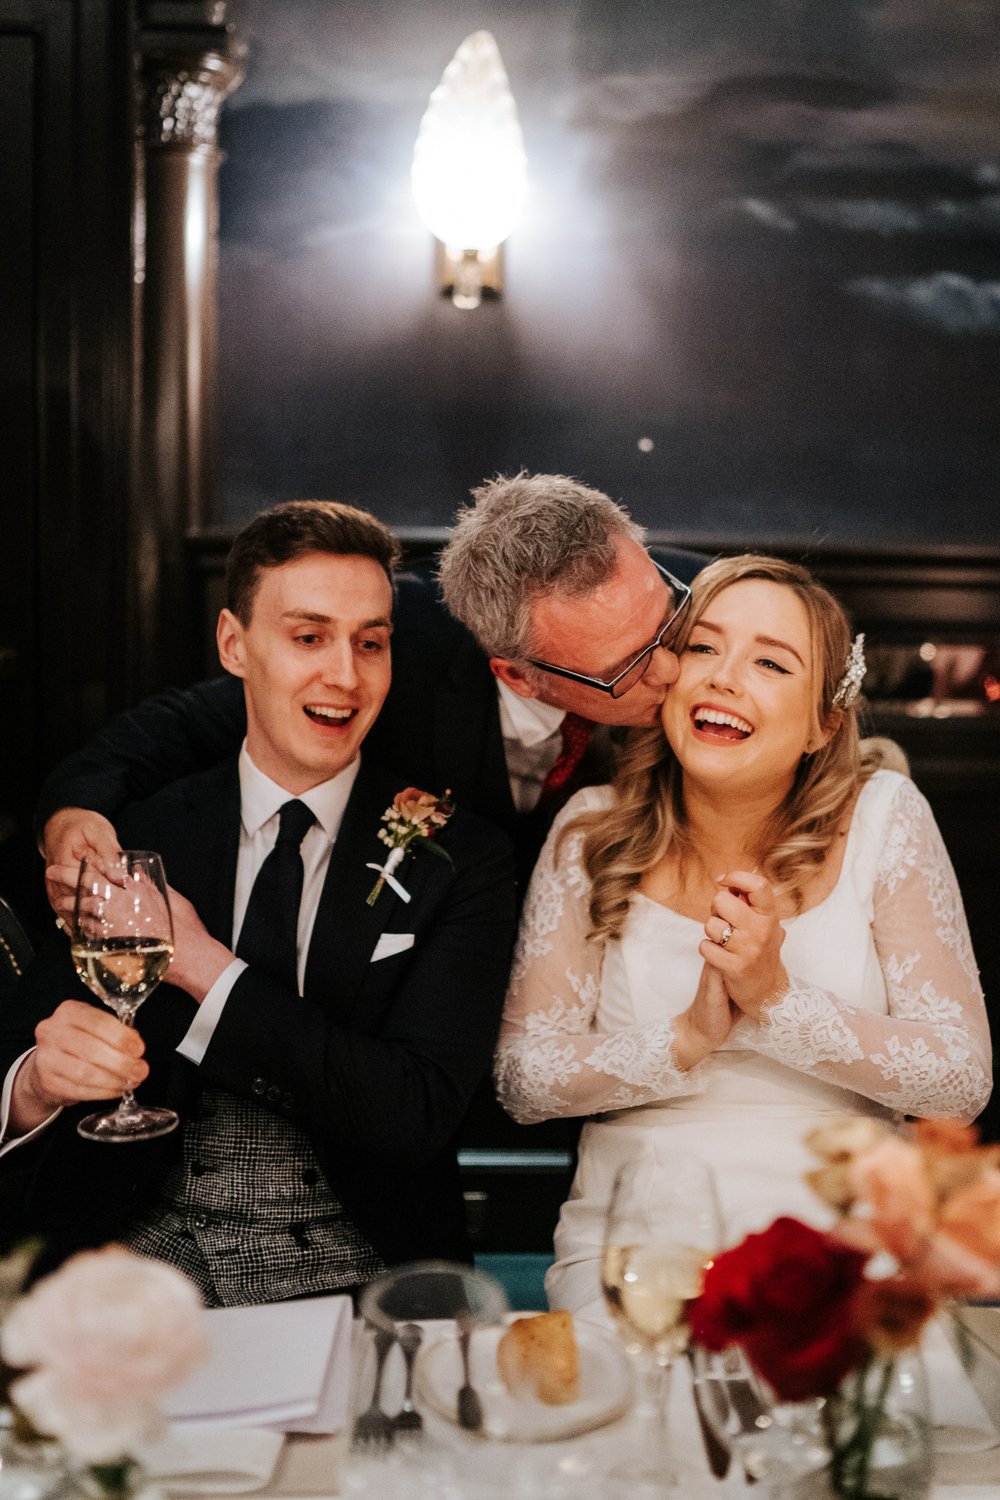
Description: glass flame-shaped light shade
412,30,527,254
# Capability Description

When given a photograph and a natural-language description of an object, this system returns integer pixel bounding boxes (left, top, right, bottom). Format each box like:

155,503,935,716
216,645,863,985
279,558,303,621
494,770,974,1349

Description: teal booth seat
475,1253,553,1312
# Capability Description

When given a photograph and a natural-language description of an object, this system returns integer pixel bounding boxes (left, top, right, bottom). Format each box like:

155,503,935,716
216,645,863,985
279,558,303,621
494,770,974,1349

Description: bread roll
496,1310,580,1405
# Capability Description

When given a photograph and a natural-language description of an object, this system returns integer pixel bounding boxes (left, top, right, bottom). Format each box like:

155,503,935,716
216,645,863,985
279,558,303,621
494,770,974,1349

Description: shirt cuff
177,958,247,1064
0,1050,62,1157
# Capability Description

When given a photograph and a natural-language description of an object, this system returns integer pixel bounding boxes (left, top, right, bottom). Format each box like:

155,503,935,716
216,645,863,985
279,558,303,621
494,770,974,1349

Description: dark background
216,0,1000,544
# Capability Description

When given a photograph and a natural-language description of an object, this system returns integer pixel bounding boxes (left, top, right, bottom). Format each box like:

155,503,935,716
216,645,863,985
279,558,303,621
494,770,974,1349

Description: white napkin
923,1317,999,1454
137,1425,285,1494
163,1296,352,1434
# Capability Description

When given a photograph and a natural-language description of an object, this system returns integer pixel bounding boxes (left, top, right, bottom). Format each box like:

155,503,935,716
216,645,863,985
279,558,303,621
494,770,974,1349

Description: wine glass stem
114,1009,141,1118
636,1349,676,1486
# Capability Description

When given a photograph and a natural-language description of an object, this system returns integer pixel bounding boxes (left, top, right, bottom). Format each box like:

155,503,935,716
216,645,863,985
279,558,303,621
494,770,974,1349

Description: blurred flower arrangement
0,1245,207,1500
690,1117,1000,1500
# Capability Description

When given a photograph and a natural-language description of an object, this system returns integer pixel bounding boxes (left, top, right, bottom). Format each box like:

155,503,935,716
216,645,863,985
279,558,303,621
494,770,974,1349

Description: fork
352,1326,397,1450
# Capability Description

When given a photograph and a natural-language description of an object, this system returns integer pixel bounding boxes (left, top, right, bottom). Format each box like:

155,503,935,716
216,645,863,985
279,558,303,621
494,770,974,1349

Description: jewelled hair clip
833,633,866,709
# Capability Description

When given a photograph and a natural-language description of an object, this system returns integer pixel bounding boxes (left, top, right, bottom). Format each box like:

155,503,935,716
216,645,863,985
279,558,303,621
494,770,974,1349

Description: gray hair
438,473,644,659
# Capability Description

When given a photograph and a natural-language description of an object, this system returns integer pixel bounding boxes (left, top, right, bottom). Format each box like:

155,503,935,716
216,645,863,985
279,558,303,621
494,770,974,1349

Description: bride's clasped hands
699,868,789,1020
673,868,791,1069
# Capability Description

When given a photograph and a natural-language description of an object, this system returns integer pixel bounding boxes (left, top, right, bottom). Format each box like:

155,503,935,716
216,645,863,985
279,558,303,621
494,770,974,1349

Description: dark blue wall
217,1,1000,545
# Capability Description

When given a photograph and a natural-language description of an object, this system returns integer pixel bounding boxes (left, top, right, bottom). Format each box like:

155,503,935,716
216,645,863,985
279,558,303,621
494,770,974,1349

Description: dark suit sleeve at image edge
198,814,517,1167
35,676,248,832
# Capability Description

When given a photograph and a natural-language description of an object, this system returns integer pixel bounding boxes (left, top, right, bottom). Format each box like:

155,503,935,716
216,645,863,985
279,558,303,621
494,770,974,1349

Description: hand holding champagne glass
71,851,179,1142
602,1155,721,1494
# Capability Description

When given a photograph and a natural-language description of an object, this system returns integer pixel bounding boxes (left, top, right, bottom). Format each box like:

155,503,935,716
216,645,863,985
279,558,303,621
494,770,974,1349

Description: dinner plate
415,1319,633,1442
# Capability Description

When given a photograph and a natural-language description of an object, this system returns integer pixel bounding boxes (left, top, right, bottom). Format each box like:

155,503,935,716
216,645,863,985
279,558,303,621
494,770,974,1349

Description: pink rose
913,1119,1000,1199
912,1232,1000,1301
847,1137,935,1263
938,1169,1000,1261
2,1247,206,1461
392,787,452,829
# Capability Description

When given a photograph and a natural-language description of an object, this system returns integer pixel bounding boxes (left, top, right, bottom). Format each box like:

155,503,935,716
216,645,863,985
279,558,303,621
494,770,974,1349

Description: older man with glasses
39,475,703,901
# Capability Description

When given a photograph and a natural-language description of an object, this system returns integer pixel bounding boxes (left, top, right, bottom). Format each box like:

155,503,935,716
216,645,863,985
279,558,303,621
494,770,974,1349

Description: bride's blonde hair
571,554,889,942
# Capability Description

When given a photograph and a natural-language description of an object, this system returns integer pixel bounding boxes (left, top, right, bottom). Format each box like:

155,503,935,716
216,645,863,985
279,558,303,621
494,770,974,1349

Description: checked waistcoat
123,1088,384,1306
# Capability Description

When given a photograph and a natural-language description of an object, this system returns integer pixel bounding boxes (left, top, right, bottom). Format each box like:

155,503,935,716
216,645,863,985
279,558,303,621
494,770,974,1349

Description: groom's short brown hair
226,500,401,625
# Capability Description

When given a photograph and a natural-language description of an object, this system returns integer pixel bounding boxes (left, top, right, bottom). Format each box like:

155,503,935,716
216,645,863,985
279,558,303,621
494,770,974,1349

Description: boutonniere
365,787,455,906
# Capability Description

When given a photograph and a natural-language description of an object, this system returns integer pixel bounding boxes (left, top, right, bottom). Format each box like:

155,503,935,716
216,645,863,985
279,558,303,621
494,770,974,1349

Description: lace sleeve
748,778,992,1122
494,795,704,1125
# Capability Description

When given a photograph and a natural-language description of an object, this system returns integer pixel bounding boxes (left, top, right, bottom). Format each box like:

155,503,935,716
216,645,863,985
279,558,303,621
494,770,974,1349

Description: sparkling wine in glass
602,1156,721,1494
71,851,179,1142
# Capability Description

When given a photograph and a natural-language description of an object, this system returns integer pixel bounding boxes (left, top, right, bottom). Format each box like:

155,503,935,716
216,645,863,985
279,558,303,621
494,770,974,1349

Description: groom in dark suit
0,502,516,1300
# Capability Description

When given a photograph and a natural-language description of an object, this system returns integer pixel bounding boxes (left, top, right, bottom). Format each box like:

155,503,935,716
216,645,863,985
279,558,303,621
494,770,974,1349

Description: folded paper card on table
162,1295,353,1434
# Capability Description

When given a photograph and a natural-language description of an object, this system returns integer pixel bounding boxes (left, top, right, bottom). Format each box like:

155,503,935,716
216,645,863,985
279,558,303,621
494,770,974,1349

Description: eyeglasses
525,560,693,699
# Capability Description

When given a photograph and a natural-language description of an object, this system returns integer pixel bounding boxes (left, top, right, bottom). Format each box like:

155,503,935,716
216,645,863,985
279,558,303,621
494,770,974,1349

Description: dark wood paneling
0,1,136,928
0,29,38,886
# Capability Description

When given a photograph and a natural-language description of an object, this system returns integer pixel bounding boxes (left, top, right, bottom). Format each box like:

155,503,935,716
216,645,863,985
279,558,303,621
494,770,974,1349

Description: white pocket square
371,932,415,962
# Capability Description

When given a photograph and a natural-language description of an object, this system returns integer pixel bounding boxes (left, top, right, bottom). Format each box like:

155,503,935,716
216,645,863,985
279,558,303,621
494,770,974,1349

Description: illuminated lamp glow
412,31,526,307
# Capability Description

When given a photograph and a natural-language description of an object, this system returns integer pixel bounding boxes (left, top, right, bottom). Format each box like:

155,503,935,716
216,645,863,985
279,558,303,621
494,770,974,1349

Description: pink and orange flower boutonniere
366,787,455,906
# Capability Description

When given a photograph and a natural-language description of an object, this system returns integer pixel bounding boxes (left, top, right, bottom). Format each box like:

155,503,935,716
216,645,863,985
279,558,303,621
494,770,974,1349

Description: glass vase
0,1410,67,1500
66,1460,145,1500
776,1350,932,1500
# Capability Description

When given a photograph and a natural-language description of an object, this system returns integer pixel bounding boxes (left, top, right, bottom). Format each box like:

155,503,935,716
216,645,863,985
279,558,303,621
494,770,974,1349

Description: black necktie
236,799,316,992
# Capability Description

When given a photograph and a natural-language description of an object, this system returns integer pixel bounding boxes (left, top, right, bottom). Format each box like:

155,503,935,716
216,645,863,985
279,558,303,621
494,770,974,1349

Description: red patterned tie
538,712,595,807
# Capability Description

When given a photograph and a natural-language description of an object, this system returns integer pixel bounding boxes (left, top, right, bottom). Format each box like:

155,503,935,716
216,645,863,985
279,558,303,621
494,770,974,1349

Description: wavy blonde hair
572,554,890,942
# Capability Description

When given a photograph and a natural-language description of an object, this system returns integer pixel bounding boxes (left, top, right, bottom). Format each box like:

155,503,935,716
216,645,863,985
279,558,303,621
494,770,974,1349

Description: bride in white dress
494,555,991,1319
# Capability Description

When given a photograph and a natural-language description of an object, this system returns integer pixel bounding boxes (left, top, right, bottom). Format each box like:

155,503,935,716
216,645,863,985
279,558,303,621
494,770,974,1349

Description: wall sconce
412,31,526,310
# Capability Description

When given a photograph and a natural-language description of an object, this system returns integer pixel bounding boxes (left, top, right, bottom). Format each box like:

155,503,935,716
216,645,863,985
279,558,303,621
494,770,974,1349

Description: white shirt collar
496,677,566,748
237,744,360,840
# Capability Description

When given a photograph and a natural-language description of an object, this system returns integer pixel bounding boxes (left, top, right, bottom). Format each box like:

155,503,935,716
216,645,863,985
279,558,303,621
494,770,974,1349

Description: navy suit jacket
2,757,516,1278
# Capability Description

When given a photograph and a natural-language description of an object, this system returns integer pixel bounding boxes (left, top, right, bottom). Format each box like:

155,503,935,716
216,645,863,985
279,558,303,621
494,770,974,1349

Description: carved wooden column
132,3,243,694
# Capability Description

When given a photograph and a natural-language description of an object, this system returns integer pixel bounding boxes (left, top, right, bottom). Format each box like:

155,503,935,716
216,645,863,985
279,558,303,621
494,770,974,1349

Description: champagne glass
71,851,179,1142
601,1155,722,1494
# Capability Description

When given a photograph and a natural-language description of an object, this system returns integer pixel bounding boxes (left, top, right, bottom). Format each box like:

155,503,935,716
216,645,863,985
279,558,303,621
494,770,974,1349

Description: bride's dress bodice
598,785,889,1121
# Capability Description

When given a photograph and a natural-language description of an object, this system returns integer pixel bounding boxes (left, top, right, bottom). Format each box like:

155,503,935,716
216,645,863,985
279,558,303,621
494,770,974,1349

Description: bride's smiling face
662,578,835,798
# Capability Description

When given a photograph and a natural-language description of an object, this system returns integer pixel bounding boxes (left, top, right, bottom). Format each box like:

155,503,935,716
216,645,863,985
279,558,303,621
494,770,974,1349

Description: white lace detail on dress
495,1009,695,1123
867,1035,988,1119
589,1019,688,1095
507,826,589,989
878,957,989,1116
755,982,866,1067
875,780,920,897
494,1032,584,1125
496,791,712,1123
875,779,978,984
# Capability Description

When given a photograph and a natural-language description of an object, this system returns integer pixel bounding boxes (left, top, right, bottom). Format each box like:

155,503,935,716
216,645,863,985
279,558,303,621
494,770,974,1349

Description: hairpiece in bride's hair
832,633,866,709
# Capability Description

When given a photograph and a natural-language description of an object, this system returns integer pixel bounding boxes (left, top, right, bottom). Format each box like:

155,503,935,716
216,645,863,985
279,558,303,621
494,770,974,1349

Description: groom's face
217,550,393,792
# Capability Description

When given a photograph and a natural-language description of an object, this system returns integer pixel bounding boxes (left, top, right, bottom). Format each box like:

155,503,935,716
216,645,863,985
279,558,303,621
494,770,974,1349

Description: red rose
690,1217,869,1400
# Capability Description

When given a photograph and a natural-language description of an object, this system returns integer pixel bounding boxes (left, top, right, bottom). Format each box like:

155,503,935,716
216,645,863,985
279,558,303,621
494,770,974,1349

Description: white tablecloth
159,1309,1000,1499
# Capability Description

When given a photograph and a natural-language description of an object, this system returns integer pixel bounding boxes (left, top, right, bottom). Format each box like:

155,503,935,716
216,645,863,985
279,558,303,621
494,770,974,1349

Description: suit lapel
303,763,406,1020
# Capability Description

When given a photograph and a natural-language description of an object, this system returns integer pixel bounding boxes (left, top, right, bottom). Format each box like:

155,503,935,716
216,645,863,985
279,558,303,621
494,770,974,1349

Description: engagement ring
719,922,734,948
